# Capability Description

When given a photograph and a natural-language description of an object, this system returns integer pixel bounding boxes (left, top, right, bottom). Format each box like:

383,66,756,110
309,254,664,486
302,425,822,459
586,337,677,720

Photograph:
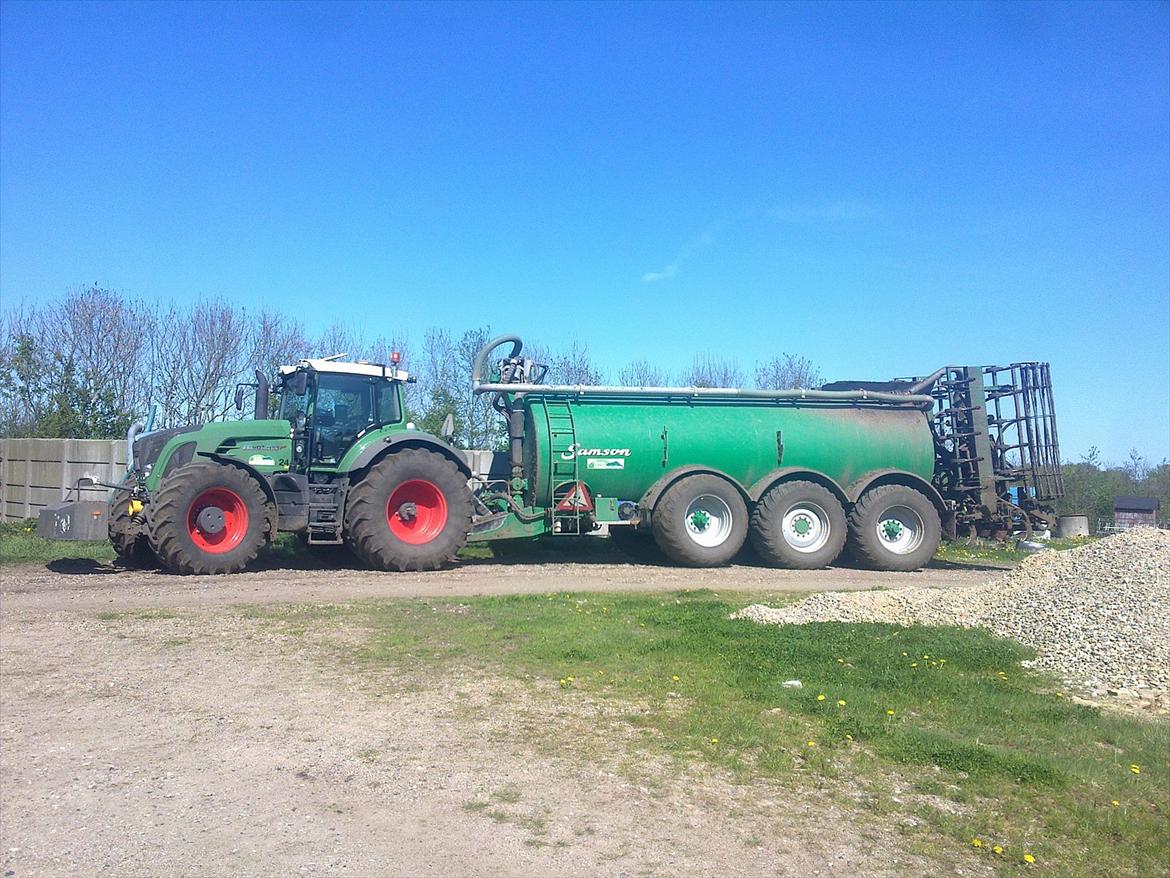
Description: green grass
249,590,1168,877
933,535,1095,566
0,518,115,564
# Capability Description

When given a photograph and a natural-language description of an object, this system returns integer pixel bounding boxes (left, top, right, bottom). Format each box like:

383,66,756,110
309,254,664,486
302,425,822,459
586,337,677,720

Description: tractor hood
132,425,199,475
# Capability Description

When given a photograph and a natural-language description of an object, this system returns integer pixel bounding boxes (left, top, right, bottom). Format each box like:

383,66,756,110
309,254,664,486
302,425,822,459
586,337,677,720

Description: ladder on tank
544,400,588,533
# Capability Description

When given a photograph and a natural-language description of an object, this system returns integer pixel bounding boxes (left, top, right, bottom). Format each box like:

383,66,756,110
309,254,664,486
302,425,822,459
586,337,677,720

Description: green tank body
523,394,935,507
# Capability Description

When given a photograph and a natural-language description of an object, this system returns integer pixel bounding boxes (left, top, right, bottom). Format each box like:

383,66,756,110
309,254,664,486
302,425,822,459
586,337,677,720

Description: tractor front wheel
344,449,473,572
146,462,271,575
110,488,157,568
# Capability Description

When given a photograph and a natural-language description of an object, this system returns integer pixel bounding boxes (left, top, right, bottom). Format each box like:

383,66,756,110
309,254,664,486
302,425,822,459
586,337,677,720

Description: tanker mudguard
845,469,945,511
639,465,750,512
348,432,472,477
745,467,850,504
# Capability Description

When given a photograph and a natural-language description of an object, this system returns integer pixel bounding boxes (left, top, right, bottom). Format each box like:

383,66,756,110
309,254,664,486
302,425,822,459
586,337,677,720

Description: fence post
23,440,32,520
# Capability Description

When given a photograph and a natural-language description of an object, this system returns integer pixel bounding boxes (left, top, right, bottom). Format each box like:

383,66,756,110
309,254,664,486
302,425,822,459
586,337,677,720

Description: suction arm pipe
471,335,935,408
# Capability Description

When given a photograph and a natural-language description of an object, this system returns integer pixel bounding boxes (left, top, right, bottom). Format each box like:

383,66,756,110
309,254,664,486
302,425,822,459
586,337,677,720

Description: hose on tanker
479,491,545,523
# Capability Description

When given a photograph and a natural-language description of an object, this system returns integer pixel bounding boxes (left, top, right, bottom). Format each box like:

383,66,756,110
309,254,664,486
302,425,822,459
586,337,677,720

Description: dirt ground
0,555,998,878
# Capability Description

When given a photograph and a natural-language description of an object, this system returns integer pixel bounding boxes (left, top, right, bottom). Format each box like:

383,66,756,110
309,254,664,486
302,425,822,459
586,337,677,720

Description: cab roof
279,359,410,381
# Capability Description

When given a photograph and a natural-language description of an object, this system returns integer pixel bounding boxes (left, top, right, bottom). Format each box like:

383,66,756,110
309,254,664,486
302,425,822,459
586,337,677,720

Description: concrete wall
1,438,126,522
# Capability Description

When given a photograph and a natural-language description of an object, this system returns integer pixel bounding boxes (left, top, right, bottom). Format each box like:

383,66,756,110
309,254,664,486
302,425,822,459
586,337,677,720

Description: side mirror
76,477,95,489
292,371,308,396
440,413,455,441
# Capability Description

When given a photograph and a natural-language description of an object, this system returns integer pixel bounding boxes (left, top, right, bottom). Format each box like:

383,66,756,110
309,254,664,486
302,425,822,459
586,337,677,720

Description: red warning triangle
555,481,594,512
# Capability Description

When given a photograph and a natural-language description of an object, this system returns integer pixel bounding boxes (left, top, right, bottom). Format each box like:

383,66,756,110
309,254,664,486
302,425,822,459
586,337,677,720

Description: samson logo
561,443,632,461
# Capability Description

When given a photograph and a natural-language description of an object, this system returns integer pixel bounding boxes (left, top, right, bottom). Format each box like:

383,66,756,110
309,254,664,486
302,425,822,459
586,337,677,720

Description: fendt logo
560,443,632,461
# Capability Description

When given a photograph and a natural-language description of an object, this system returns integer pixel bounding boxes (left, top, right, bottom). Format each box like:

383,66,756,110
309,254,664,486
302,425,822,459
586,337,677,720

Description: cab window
375,383,402,425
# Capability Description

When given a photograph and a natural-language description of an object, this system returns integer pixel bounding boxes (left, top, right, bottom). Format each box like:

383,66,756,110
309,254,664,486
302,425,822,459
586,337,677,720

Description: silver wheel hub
876,505,925,555
781,502,831,553
684,494,734,548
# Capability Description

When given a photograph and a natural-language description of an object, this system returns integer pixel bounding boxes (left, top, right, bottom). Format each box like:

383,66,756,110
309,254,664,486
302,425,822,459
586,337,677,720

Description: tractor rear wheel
110,488,157,568
651,474,747,567
847,484,941,572
750,480,847,569
146,462,271,575
344,449,473,572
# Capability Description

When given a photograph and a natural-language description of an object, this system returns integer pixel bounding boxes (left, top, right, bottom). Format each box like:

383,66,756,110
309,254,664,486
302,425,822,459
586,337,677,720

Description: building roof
1113,496,1160,512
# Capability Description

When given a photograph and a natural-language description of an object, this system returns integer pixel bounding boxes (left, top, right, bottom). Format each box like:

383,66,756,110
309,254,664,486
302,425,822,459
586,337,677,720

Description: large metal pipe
471,335,936,408
126,419,146,470
253,369,270,420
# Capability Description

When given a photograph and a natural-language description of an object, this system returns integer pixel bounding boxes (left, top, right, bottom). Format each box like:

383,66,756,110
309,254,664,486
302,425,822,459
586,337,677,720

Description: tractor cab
277,358,409,470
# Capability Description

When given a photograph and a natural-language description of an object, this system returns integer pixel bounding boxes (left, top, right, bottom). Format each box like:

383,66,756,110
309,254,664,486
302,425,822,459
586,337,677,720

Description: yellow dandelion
837,658,844,664
567,676,574,682
911,662,918,668
1111,800,1120,807
971,837,983,848
817,694,826,701
901,651,908,656
1055,691,1063,697
672,675,680,682
886,709,895,716
844,734,853,741
806,740,816,747
992,845,1003,855
710,737,719,745
1023,853,1035,864
1130,764,1141,775
922,654,930,659
639,622,646,628
837,699,846,707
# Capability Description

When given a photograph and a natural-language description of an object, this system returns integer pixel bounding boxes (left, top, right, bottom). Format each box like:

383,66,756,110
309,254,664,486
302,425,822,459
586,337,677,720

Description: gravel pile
734,527,1170,699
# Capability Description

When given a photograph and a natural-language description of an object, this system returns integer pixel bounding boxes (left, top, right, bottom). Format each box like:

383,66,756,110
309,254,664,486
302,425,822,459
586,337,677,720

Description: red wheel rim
187,488,249,554
386,479,448,545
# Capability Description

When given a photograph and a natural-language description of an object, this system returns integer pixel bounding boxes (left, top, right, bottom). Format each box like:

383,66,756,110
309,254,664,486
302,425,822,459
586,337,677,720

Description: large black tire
750,480,847,570
847,484,941,572
607,525,665,563
146,462,271,575
651,475,748,567
344,449,473,572
109,488,157,568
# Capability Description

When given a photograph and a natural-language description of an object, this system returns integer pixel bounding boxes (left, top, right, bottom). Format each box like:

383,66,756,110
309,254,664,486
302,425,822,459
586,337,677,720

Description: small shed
1112,496,1159,530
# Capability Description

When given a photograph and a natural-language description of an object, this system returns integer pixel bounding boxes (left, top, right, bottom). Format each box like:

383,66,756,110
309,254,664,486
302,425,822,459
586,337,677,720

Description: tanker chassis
78,334,1062,575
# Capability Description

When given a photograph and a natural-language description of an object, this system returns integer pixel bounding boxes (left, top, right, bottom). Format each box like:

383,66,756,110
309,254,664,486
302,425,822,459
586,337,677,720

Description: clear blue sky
2,1,1167,463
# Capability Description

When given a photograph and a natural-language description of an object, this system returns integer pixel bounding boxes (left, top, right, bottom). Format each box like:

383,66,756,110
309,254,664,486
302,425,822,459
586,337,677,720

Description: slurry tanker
43,334,1063,575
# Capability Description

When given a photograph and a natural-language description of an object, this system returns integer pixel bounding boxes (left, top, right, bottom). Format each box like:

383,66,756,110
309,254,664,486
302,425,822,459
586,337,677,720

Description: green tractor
114,356,474,574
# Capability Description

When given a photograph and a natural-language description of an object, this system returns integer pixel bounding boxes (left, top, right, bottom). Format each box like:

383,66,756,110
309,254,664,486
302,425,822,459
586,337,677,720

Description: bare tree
754,353,822,390
544,338,605,385
679,353,743,388
160,300,254,425
618,359,669,387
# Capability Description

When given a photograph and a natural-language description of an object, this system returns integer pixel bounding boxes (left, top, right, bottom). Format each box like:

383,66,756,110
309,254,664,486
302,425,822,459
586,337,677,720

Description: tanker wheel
847,484,941,572
651,475,747,567
344,449,473,572
146,462,271,575
607,525,665,563
109,488,157,568
750,480,847,570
